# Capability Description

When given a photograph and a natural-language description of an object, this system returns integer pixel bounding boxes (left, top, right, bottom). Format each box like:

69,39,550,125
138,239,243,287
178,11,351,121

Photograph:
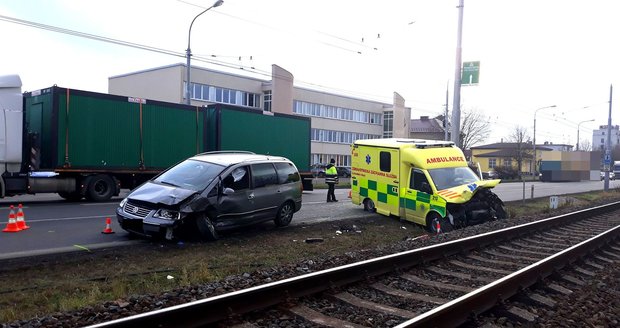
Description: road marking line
0,215,112,224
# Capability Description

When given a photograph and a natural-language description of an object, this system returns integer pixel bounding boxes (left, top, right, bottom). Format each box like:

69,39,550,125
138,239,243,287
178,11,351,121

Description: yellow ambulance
351,138,506,233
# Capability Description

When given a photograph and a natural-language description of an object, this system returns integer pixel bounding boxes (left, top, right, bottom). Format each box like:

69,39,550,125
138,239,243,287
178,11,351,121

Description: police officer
325,159,339,202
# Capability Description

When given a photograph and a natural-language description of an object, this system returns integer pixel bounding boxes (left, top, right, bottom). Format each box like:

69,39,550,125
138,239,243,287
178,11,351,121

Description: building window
311,128,380,144
503,158,512,168
383,111,393,138
489,158,497,169
263,91,272,112
292,100,381,124
311,153,351,166
186,82,261,109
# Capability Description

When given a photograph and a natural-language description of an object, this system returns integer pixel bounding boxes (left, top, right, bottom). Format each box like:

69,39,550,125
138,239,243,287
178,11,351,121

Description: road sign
461,61,480,85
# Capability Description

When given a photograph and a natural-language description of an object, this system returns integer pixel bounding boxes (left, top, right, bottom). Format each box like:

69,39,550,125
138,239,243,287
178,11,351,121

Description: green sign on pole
461,61,480,85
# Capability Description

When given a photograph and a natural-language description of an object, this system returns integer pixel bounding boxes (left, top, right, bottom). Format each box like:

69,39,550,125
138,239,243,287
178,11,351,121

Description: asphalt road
0,179,618,260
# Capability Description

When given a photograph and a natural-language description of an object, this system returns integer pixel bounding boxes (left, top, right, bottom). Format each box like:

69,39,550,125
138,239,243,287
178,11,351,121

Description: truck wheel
86,174,115,202
274,201,294,227
58,191,82,201
363,198,376,212
426,212,453,233
196,214,219,241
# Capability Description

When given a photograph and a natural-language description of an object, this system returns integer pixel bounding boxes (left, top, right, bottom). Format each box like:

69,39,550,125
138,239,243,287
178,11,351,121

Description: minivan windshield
428,166,480,191
153,159,225,192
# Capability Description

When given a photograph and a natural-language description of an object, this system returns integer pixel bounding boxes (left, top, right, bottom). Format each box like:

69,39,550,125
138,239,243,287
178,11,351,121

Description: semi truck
0,74,312,202
351,138,506,233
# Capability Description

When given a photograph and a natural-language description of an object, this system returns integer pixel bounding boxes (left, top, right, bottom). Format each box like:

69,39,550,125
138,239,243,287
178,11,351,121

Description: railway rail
87,202,620,328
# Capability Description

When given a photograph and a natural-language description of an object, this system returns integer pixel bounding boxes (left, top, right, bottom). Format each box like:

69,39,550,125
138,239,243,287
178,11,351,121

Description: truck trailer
351,138,506,233
0,75,312,201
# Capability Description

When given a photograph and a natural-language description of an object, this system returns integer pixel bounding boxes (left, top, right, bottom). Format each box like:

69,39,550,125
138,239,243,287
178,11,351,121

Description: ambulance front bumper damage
445,188,506,227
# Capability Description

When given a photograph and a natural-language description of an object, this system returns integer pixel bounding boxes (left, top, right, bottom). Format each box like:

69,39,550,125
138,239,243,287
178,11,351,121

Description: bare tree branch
506,126,532,175
459,109,491,150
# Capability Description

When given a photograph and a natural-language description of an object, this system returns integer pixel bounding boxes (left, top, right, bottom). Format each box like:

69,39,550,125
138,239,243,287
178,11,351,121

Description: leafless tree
459,109,491,150
441,108,491,149
506,126,532,175
577,139,592,152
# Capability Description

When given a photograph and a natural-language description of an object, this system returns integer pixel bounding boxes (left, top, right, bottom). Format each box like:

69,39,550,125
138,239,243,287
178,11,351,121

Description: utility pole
444,81,449,141
451,0,464,147
604,84,613,191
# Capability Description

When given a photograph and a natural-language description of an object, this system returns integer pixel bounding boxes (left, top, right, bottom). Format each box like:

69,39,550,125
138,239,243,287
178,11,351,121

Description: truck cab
351,138,506,232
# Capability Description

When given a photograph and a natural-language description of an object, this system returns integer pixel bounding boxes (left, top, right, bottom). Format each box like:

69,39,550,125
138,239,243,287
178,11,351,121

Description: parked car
311,163,327,177
336,166,351,177
600,171,615,180
117,151,302,241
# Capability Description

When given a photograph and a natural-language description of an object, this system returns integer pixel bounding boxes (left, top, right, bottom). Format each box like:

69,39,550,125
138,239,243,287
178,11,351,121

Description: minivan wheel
274,201,294,227
196,214,219,241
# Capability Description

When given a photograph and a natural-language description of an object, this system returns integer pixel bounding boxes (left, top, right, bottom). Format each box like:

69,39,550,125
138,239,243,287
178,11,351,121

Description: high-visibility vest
325,165,339,184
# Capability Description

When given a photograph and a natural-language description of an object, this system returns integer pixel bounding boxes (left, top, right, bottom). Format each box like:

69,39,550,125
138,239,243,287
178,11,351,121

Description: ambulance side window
410,169,431,194
379,151,391,172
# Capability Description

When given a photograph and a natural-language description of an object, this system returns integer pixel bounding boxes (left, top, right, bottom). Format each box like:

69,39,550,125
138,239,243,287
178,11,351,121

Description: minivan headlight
119,198,127,208
154,209,181,220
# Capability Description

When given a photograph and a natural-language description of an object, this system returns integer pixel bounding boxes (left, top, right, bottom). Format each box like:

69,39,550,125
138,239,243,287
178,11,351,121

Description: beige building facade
109,63,410,167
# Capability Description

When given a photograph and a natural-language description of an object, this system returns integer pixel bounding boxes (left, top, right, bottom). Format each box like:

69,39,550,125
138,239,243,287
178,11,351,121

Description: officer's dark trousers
327,183,337,202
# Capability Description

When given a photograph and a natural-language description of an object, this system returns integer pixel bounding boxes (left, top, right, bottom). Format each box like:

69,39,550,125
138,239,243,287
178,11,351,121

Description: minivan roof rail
196,151,256,155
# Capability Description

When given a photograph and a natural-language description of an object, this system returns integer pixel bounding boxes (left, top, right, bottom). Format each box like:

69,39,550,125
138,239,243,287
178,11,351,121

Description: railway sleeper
543,283,573,296
492,305,539,324
328,292,419,319
286,304,366,328
516,292,557,308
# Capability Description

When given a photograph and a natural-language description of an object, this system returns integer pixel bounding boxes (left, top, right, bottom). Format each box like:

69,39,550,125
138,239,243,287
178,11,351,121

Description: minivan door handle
248,192,255,200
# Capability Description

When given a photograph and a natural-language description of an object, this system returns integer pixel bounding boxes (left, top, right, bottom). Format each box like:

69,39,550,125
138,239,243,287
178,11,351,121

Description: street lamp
532,105,557,174
185,0,223,105
576,119,595,151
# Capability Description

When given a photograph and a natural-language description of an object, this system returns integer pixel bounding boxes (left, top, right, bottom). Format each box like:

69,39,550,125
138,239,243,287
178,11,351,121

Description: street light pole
576,119,594,151
185,0,223,105
532,105,557,174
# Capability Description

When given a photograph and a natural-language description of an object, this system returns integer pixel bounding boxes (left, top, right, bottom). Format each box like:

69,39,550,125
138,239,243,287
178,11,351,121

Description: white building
592,125,620,150
108,63,410,167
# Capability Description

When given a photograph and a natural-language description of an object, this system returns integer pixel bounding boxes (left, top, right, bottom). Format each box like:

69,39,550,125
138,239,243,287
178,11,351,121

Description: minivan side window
274,162,300,184
251,163,279,188
223,166,250,191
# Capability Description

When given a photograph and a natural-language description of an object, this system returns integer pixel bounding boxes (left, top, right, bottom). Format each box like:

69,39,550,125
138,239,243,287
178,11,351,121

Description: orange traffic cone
3,205,21,233
435,220,442,234
101,217,115,234
15,204,30,230
348,190,352,198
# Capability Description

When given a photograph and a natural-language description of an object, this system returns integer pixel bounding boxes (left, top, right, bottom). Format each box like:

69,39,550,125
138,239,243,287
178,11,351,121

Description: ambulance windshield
428,166,479,191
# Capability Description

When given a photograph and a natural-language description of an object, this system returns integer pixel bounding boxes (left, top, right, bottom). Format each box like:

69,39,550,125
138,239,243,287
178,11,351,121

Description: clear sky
1,0,619,147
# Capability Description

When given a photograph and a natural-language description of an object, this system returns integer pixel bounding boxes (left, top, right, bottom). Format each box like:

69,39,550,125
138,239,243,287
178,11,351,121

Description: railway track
87,202,620,328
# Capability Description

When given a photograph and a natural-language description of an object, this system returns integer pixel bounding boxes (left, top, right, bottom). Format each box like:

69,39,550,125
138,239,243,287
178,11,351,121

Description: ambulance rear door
356,146,400,216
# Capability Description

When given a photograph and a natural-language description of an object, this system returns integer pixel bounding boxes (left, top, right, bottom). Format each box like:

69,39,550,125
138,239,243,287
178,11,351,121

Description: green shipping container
205,104,311,172
23,86,206,172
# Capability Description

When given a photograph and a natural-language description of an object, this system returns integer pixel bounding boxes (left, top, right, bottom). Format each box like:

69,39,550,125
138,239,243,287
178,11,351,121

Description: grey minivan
116,152,302,241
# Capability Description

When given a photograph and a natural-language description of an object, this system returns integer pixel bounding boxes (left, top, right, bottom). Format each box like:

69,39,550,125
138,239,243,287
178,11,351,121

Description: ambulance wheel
494,204,508,219
363,198,376,212
426,212,453,233
196,214,219,241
